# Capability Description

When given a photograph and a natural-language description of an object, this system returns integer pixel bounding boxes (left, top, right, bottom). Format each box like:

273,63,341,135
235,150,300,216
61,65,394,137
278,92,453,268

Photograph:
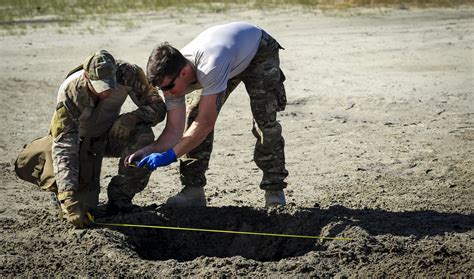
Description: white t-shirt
165,22,262,110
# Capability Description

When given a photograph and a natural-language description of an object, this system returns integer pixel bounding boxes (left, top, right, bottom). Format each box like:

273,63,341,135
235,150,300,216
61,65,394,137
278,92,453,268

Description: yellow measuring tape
86,212,352,241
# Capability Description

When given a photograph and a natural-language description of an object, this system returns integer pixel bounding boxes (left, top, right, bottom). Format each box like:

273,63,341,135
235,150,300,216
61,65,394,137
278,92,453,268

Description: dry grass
1,0,472,21
0,0,472,34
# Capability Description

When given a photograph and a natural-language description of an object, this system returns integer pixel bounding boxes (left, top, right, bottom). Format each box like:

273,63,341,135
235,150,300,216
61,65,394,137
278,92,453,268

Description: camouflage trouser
76,124,154,209
180,31,288,191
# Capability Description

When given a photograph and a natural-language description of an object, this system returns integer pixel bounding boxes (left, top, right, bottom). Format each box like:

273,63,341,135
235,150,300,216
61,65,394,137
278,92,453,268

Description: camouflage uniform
180,31,288,191
50,61,166,210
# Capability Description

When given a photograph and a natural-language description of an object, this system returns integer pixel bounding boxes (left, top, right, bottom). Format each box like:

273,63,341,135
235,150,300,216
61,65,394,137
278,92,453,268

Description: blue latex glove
137,149,177,171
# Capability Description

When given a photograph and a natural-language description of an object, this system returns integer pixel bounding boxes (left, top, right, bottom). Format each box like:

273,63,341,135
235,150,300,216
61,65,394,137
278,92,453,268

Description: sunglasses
157,70,181,91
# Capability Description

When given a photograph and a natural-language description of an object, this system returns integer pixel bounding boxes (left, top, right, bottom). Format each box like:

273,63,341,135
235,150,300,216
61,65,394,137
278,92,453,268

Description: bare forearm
172,94,219,157
173,121,213,157
138,126,182,157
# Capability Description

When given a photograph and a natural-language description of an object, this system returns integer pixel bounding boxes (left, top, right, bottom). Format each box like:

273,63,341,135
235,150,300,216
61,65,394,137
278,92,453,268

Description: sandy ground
1,6,473,277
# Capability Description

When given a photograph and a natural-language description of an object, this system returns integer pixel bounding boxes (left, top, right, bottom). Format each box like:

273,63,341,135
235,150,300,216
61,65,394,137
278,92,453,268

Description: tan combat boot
265,190,286,208
165,186,207,207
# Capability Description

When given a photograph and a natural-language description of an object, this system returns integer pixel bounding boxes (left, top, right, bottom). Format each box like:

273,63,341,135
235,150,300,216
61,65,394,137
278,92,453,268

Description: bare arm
148,106,186,153
125,105,186,164
125,92,222,167
173,93,219,157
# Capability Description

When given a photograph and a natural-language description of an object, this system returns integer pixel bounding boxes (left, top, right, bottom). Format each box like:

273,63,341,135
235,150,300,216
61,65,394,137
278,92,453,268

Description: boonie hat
83,49,117,93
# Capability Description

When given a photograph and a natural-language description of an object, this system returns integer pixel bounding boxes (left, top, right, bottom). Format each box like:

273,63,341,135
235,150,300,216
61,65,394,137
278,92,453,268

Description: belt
260,30,285,50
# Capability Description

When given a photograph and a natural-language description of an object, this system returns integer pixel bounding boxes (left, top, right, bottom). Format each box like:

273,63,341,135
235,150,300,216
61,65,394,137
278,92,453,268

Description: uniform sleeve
117,62,166,126
164,93,186,111
49,97,81,193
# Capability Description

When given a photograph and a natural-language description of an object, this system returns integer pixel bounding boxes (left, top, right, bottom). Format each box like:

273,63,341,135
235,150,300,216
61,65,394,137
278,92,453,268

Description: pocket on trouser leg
79,138,105,193
75,187,100,211
77,155,102,204
78,155,94,189
128,126,155,151
276,69,287,112
107,125,154,159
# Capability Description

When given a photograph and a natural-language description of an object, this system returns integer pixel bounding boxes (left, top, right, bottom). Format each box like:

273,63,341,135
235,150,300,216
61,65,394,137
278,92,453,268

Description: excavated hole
109,206,326,262
101,204,474,262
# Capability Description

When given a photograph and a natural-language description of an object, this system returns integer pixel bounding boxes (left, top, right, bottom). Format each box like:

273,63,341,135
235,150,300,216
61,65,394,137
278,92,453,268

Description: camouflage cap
83,49,117,93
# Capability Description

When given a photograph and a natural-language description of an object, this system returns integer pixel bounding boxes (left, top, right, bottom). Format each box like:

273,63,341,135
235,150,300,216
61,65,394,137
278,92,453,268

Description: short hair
147,42,187,86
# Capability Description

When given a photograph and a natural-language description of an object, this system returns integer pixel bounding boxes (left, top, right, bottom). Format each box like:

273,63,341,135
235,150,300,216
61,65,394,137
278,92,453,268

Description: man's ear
182,63,195,83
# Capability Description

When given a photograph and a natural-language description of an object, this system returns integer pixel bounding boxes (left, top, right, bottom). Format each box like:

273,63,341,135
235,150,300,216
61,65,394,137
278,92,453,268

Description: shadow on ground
94,204,474,262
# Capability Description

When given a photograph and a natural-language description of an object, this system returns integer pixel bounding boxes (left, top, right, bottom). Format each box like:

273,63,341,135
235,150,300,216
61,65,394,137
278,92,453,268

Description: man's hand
109,113,140,140
137,149,177,171
58,191,91,229
124,148,148,168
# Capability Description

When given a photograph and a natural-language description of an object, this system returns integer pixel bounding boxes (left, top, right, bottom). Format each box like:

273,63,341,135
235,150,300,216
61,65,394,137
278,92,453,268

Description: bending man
127,22,288,208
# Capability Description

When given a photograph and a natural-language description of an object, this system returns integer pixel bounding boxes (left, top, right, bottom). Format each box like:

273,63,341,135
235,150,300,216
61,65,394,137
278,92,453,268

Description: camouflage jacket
49,61,166,192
